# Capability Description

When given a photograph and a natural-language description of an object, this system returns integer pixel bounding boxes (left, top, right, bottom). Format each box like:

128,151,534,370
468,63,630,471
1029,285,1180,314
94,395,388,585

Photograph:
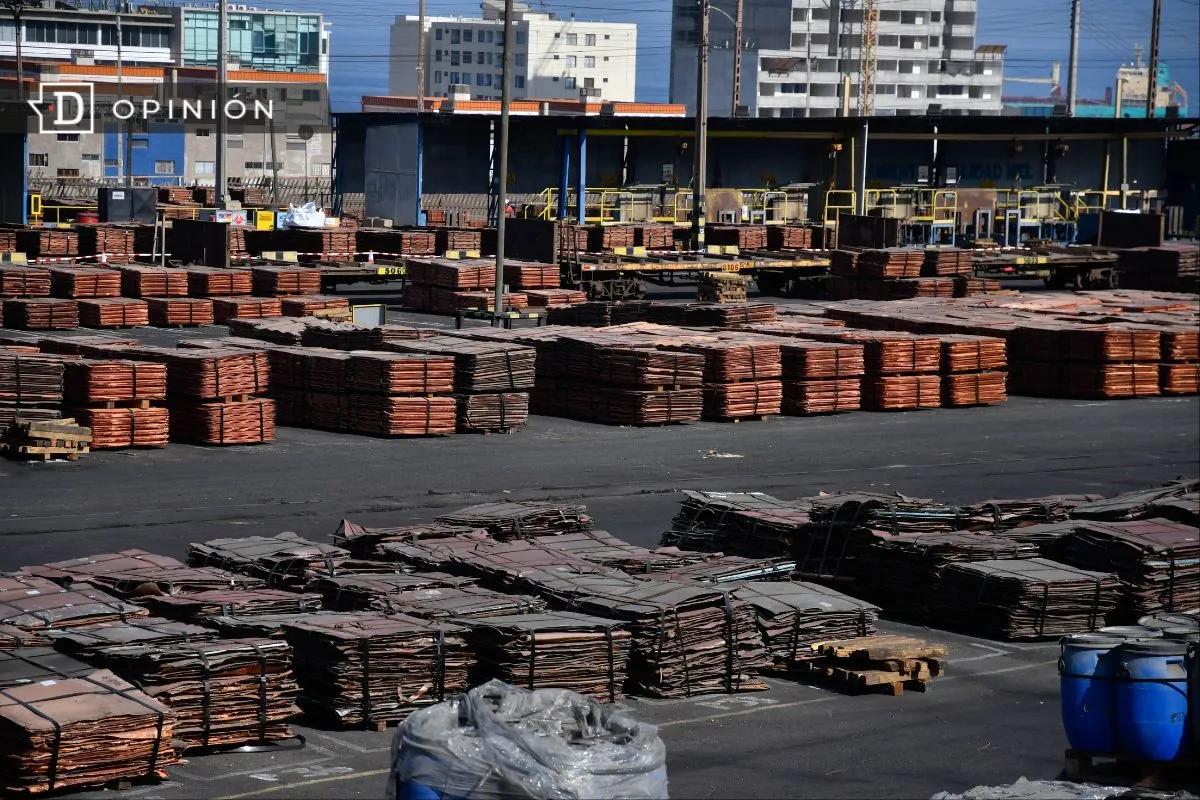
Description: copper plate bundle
347,395,457,436
702,379,782,419
1067,326,1162,362
69,406,170,449
298,348,349,393
280,613,470,727
1067,363,1161,398
706,224,767,250
803,329,941,374
435,228,482,252
3,298,78,330
660,337,782,382
145,297,215,327
48,267,121,298
782,378,862,415
0,353,64,426
635,223,674,249
524,288,587,306
405,258,496,290
119,265,188,298
855,248,925,279
940,334,1008,373
1158,327,1199,362
76,224,136,257
402,284,432,311
36,334,136,358
779,340,865,379
464,612,632,701
1010,360,1066,397
0,669,179,795
767,225,814,250
140,589,322,621
64,359,167,403
169,397,276,445
212,297,284,323
921,248,974,276
355,227,436,257
186,266,253,296
456,391,530,432
305,390,349,431
299,320,439,350
535,377,702,425
1160,363,1199,395
92,638,299,752
0,574,148,630
450,290,530,311
280,295,350,317
250,266,321,296
954,277,1004,296
552,336,705,387
77,298,149,328
347,351,456,395
865,375,943,410
830,251,859,277
684,302,777,327
225,317,308,344
0,266,50,297
121,347,268,398
731,582,878,669
500,261,558,290
383,337,536,392
15,228,78,257
942,371,1008,407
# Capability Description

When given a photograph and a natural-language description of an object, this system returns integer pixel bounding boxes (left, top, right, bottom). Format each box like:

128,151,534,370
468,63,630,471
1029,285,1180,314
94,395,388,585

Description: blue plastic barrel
1114,639,1190,762
1188,644,1199,754
1060,633,1125,754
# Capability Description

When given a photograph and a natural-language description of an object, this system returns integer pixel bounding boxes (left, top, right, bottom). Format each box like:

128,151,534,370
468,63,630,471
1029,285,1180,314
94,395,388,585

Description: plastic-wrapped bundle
388,680,668,800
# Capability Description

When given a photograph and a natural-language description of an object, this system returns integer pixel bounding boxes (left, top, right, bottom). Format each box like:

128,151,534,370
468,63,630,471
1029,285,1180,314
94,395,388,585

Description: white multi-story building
670,0,1006,117
389,0,637,103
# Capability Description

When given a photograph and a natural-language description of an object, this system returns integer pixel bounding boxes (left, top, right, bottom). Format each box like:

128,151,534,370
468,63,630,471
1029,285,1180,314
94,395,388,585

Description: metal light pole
215,0,229,205
692,0,709,251
1066,0,1080,116
5,1,31,104
1145,0,1162,117
731,0,743,116
492,0,515,324
416,0,426,111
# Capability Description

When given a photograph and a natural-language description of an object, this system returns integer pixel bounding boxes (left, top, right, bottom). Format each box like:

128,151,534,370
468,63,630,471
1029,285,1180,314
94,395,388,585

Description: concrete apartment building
2,1,331,185
670,0,1006,117
389,0,637,103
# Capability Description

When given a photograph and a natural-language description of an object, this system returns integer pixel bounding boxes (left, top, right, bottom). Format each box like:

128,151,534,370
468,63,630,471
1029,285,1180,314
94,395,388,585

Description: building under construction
670,0,1006,117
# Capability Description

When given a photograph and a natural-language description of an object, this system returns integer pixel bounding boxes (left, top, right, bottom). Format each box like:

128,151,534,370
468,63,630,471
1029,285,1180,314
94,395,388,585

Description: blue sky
268,0,1199,110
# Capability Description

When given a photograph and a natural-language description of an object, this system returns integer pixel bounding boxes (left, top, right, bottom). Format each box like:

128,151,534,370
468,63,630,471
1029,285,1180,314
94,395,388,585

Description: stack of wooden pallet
0,417,91,461
794,635,947,696
64,360,169,449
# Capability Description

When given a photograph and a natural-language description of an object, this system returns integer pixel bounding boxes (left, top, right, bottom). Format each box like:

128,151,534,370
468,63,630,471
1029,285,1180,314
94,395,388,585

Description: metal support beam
493,0,515,323
559,136,572,221
732,0,743,116
487,119,497,225
415,119,426,225
576,126,587,225
1066,0,1080,116
215,0,228,205
1146,0,1162,118
416,0,426,113
857,119,868,215
692,0,710,250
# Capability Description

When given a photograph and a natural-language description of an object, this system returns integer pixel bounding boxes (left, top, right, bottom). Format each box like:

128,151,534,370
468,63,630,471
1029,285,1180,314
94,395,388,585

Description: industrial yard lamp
4,0,33,104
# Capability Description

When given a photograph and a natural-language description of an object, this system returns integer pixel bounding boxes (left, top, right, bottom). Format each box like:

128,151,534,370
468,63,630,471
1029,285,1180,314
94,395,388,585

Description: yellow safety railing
583,189,634,225
932,190,957,224
34,205,99,226
27,193,43,226
823,189,857,227
865,188,905,218
738,189,789,224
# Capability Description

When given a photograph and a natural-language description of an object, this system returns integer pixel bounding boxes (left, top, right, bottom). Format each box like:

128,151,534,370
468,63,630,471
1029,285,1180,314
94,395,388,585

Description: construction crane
857,0,878,115
1003,63,1064,97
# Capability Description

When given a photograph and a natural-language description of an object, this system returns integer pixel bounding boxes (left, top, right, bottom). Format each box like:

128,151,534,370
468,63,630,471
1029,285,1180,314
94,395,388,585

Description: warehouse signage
27,81,275,136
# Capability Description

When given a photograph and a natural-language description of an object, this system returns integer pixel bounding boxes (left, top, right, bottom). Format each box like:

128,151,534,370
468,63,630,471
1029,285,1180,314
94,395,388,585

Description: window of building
0,19,13,41
929,36,940,47
450,29,460,43
565,55,576,67
56,133,80,142
435,49,442,62
81,153,100,162
154,161,175,175
434,70,442,82
57,168,80,178
516,52,527,67
477,51,485,63
245,162,263,170
585,33,596,46
565,77,576,89
604,56,609,61
552,76,559,82
104,158,118,167
435,28,443,40
515,75,525,89
477,73,488,86
303,89,321,102
463,29,473,42
195,128,211,137
604,34,610,39
584,55,595,68
486,52,493,65
451,51,460,65
316,163,331,177
495,74,504,86
286,140,307,151
566,33,578,45
131,137,149,150
462,72,472,84
194,161,215,175
29,153,48,167
931,12,941,22
450,72,460,84
463,51,472,64
228,138,244,149
516,30,527,45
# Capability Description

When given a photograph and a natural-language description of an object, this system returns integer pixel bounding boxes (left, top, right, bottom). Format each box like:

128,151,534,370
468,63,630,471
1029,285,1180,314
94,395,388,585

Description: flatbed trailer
973,250,1120,289
293,259,409,291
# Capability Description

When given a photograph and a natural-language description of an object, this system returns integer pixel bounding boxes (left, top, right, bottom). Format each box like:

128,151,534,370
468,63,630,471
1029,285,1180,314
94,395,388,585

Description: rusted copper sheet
77,298,150,328
463,611,631,701
22,549,262,596
455,391,530,433
936,558,1122,640
435,500,591,539
0,647,97,686
281,613,470,727
212,297,284,323
208,611,346,639
94,638,299,751
782,378,862,415
168,398,276,445
188,532,348,588
118,265,189,298
139,589,323,621
331,520,486,559
313,572,476,611
47,618,216,658
0,668,179,794
63,359,166,403
0,574,148,630
251,266,321,296
48,267,121,298
378,585,546,621
70,406,170,449
530,529,709,573
145,297,215,327
728,582,878,669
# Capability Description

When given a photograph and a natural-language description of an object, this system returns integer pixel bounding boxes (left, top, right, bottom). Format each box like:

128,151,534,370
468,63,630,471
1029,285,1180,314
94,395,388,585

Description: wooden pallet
1,418,92,461
810,635,948,661
793,635,949,696
1063,749,1200,790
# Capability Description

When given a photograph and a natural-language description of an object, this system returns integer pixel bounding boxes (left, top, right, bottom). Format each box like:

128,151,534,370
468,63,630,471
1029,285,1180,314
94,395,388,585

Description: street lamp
707,2,747,117
4,0,34,104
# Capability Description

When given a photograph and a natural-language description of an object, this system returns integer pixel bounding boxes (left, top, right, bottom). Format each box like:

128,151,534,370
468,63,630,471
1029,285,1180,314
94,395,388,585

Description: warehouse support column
1120,135,1129,210
559,136,572,221
415,118,426,226
857,119,869,215
577,126,587,225
1101,139,1111,207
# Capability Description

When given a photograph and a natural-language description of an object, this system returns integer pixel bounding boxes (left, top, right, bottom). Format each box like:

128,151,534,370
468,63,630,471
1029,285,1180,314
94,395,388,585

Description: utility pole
858,0,877,115
1145,0,1162,117
5,1,29,104
117,7,131,186
416,0,426,112
731,0,743,116
692,0,709,251
215,0,229,206
1066,0,1080,116
492,0,515,324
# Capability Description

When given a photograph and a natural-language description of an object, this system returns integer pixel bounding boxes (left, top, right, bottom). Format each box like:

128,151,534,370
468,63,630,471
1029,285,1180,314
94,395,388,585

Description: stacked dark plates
729,582,879,669
187,533,349,589
435,500,591,539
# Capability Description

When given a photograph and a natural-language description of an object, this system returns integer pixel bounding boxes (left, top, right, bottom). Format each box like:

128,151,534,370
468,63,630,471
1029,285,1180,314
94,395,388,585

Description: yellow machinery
533,186,810,226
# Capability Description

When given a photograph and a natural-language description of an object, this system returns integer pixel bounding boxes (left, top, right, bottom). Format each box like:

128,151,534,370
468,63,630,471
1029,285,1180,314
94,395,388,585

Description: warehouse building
389,0,637,104
670,0,1006,117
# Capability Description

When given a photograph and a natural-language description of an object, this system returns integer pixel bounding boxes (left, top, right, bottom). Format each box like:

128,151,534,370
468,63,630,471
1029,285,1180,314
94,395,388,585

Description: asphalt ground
1,281,1197,799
